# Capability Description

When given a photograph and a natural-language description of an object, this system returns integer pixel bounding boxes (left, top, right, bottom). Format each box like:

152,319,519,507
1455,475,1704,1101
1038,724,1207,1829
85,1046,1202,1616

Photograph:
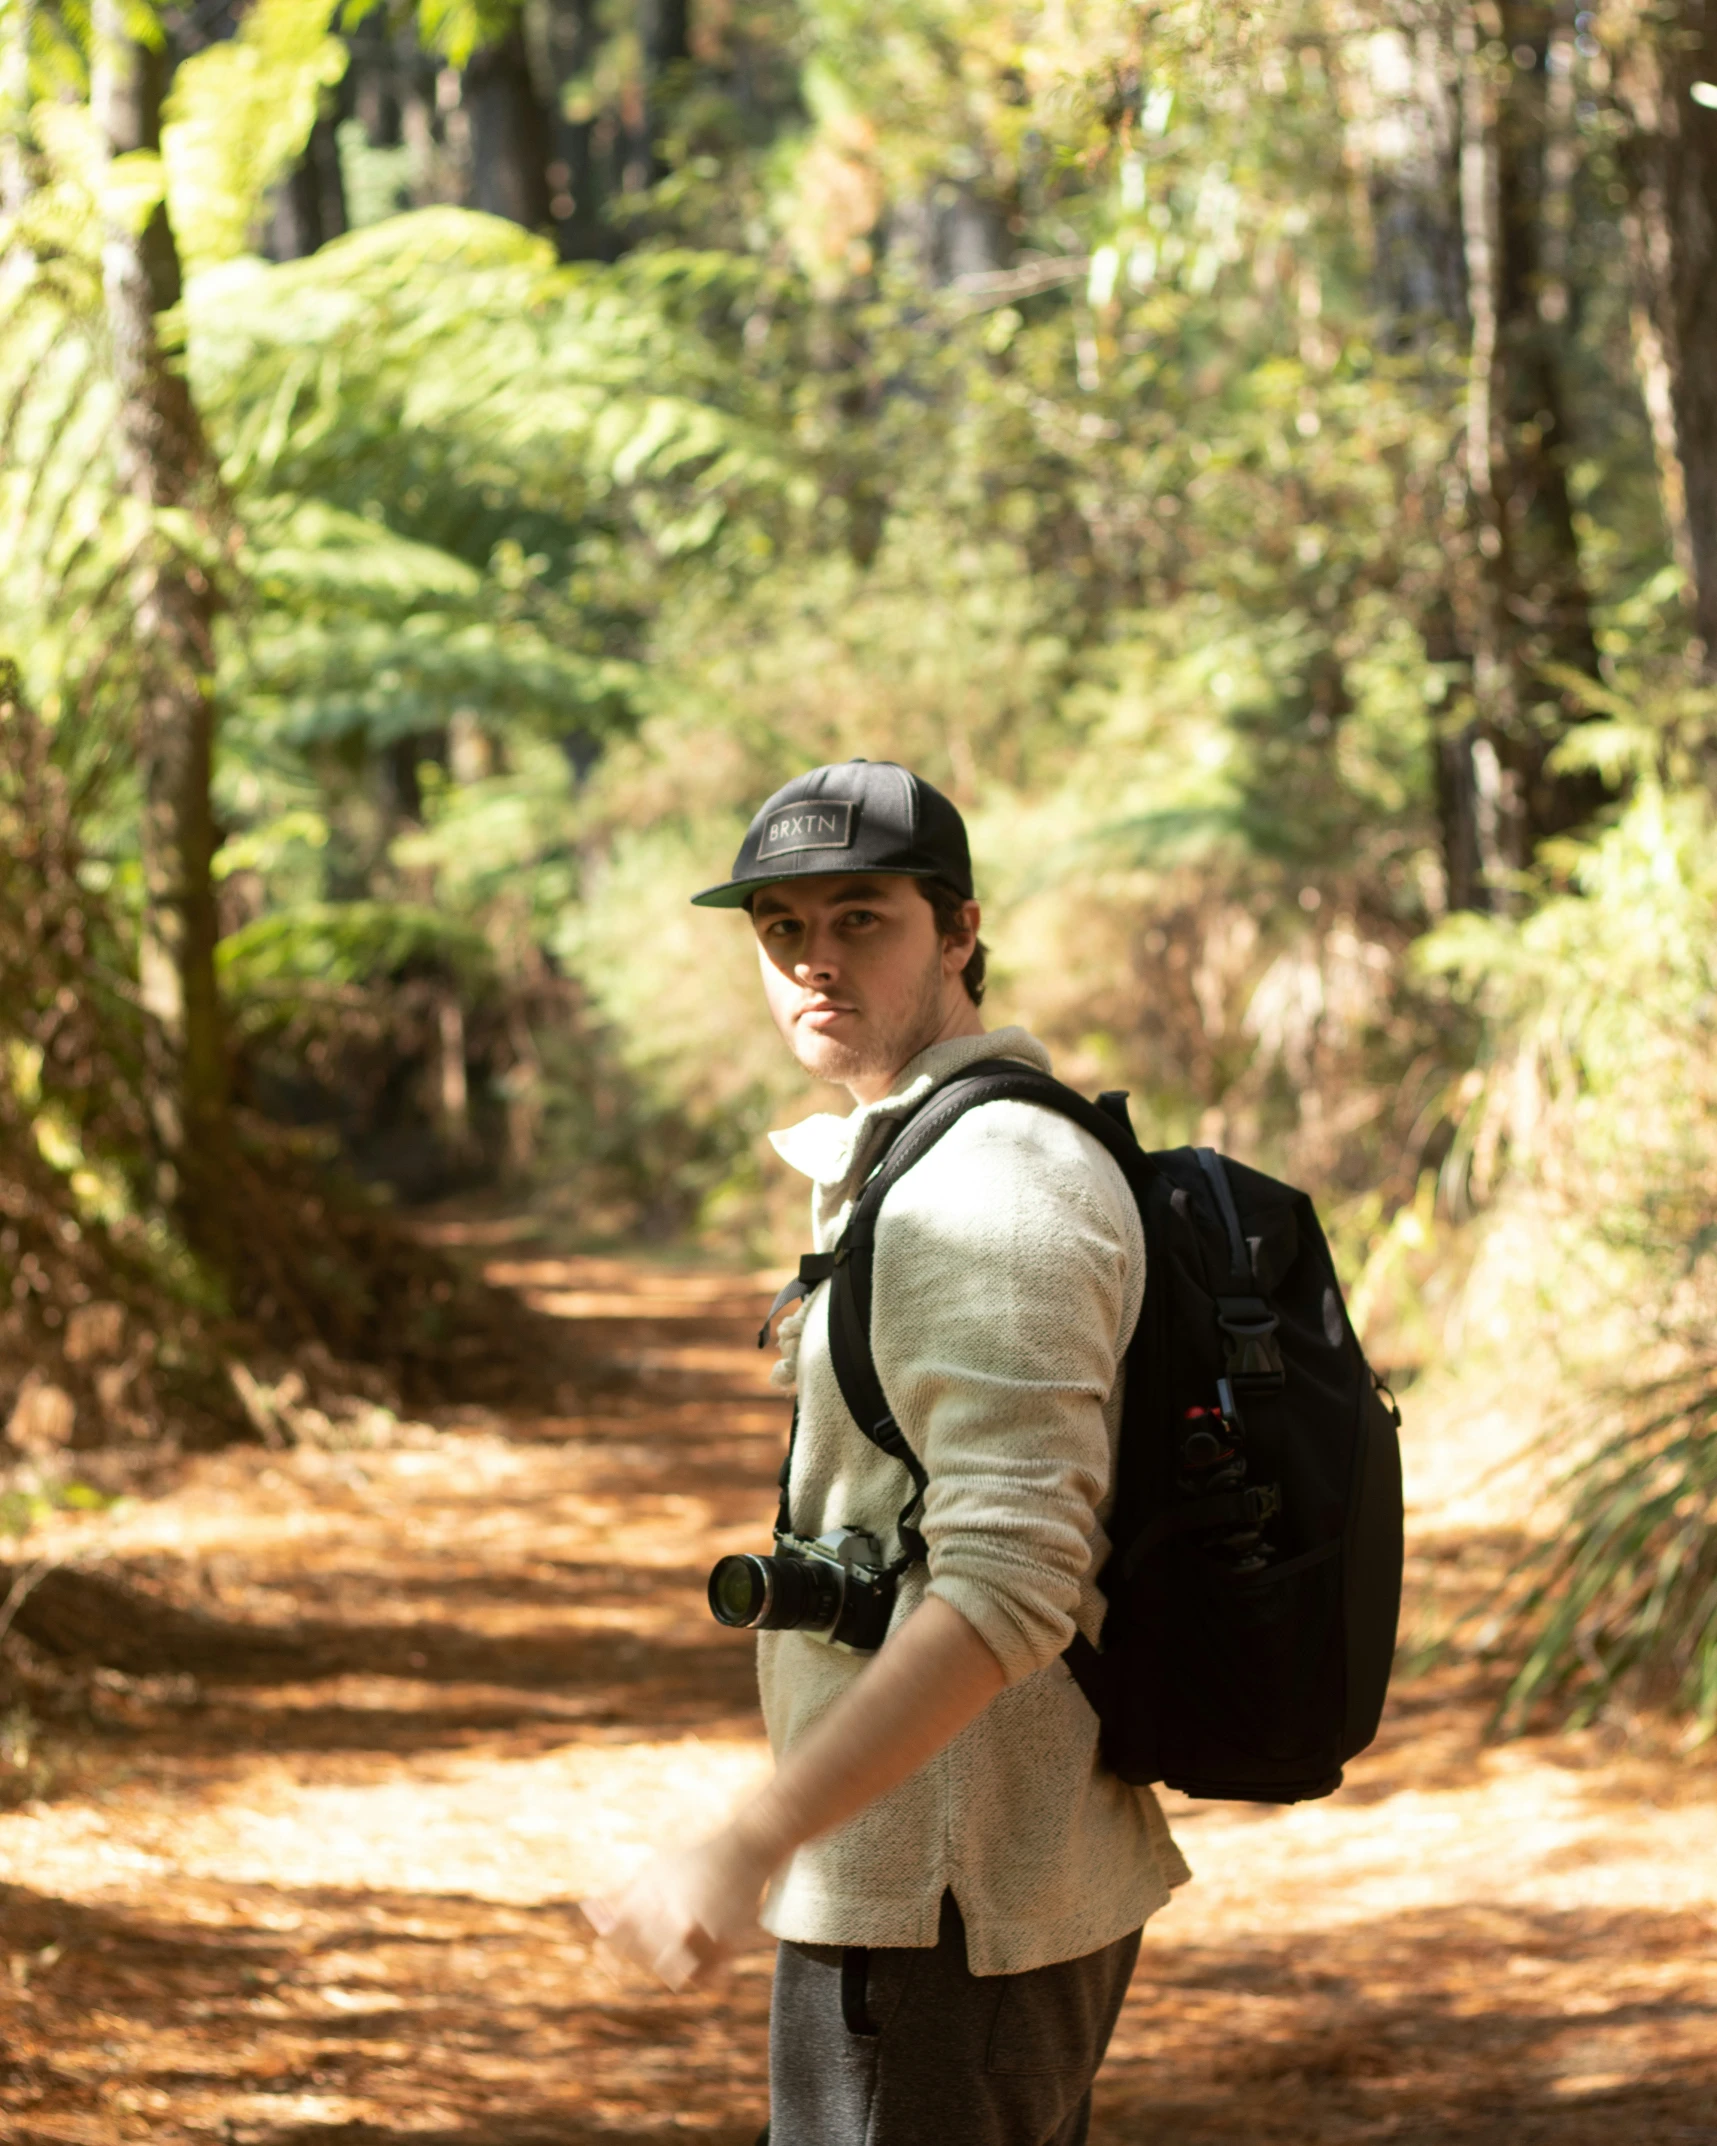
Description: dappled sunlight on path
1,1253,1714,2142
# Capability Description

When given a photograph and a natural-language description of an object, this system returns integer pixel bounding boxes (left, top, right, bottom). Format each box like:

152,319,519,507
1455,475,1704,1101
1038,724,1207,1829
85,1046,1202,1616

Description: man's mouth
798,1001,857,1030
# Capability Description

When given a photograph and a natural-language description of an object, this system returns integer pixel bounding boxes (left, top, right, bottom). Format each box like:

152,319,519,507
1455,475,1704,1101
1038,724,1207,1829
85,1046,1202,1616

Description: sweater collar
768,1025,1052,1197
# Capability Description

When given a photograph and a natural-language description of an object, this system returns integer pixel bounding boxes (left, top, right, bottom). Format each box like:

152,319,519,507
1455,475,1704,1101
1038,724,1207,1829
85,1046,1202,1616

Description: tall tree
1452,0,1607,904
91,0,232,1250
546,0,617,259
268,112,349,259
1611,0,1717,674
626,0,690,193
463,21,552,227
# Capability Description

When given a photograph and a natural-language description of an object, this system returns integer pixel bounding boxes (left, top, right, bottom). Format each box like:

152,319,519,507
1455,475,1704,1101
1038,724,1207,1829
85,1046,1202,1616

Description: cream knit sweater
757,1026,1190,1976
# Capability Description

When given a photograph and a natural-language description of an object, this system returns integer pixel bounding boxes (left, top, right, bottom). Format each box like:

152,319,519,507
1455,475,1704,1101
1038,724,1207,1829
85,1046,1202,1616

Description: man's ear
944,902,980,970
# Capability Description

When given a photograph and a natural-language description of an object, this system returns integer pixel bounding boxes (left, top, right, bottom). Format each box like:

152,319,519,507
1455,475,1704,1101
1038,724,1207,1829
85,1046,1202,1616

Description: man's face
751,874,981,1101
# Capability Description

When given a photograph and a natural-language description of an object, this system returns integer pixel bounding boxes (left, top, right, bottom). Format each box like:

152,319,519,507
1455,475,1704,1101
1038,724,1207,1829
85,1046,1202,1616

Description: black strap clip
758,1249,845,1349
1216,1295,1285,1391
867,1409,930,1569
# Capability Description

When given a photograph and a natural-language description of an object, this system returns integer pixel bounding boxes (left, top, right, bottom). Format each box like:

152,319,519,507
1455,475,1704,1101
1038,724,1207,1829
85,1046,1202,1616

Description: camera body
708,1527,896,1653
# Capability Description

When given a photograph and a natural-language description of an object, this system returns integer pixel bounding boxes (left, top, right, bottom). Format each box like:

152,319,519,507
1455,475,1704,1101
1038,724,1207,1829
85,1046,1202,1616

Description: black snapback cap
690,759,973,909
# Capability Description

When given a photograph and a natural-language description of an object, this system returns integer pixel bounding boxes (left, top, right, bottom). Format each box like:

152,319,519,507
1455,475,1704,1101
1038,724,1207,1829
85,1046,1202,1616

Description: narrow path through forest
2,1252,1715,2144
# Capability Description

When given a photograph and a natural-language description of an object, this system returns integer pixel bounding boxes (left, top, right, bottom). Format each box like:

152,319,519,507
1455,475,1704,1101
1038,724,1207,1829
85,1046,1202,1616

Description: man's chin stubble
789,1023,876,1086
783,959,948,1091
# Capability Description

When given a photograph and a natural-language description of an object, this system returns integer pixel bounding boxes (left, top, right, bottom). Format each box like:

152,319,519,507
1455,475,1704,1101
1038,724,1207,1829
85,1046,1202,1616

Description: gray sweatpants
766,1892,1141,2146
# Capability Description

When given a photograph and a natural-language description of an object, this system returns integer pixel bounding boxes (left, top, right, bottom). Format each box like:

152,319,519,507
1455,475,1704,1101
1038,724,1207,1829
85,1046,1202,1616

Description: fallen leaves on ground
1,1251,1714,2143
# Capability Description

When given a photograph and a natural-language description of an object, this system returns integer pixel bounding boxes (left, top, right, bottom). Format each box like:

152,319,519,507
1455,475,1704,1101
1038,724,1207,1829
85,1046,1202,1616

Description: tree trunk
624,0,690,192
1492,0,1609,836
1455,9,1527,899
1345,16,1488,910
432,989,475,1162
541,0,685,254
547,0,619,259
91,3,232,1253
463,22,552,228
267,112,349,261
1447,3,1609,906
1613,0,1717,673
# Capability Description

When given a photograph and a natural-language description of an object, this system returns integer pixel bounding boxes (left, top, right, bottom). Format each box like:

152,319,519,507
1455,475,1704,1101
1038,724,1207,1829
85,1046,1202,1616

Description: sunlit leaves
0,114,137,773
162,0,350,274
188,212,787,529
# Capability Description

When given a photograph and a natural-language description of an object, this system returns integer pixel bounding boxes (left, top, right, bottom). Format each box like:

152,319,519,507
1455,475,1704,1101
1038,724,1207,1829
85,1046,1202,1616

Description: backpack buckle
1216,1297,1285,1391
757,1250,845,1348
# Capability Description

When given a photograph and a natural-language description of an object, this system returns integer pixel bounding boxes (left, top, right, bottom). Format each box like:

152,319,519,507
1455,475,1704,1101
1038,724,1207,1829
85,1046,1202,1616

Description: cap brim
688,878,763,909
690,865,950,910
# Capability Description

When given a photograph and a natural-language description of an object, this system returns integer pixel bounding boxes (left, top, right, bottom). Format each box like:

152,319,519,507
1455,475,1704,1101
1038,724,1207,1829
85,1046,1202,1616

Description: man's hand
581,1597,1006,1990
581,1824,773,1990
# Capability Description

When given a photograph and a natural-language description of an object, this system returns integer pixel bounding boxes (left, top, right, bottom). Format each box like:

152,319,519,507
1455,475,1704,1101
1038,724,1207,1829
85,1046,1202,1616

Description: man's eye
842,909,878,927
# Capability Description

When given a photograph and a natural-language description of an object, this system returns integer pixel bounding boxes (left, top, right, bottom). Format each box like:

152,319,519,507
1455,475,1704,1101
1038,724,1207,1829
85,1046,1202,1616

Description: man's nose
793,925,839,983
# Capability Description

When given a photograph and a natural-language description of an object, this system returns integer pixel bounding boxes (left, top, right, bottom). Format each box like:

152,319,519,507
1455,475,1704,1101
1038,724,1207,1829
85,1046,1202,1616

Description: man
585,759,1188,2146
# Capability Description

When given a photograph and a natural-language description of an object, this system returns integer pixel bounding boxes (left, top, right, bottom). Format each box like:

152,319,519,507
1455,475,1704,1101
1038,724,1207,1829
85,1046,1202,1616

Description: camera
708,1528,896,1653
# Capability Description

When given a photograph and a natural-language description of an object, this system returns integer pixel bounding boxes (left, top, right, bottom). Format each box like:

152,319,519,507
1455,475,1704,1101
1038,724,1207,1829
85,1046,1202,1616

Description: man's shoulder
886,1088,1141,1232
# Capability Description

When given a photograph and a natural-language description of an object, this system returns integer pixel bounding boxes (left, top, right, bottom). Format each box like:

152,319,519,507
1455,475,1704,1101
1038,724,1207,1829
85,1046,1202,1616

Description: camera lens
706,1549,845,1634
764,1553,843,1632
709,1554,774,1628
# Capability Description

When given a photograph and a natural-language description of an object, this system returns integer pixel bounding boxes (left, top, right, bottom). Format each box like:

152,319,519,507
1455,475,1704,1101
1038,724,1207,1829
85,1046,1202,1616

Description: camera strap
763,1243,929,1568
772,1405,928,1572
774,1403,797,1539
759,1241,930,1567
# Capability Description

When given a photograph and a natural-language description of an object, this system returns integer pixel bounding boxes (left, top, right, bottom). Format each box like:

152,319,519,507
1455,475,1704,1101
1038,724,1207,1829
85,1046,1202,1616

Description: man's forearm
582,1595,1007,1986
726,1594,1007,1872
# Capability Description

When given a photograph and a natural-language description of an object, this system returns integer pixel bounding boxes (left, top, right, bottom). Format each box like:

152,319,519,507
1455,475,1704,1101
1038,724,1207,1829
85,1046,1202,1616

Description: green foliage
1503,1384,1717,1733
414,0,523,67
220,901,495,1002
1421,783,1717,1204
7,0,1717,1718
0,107,139,768
1420,785,1717,1729
0,1480,114,1542
162,0,349,272
0,663,253,1446
183,212,789,774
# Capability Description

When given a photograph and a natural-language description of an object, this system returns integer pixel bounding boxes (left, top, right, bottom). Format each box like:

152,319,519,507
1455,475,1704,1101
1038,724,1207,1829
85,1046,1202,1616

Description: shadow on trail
10,1876,1713,2146
1103,1901,1717,2144
259,2127,763,2146
1,1561,752,1690
73,1619,762,1760
1,1876,773,2146
1095,2078,1717,2146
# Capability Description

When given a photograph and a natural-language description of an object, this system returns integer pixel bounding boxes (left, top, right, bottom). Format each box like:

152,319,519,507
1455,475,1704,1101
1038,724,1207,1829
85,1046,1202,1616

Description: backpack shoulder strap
824,1058,1152,1565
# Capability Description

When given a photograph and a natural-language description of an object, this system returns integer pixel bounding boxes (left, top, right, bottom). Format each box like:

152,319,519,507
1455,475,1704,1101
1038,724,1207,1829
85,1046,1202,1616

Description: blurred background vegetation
2,0,1716,1730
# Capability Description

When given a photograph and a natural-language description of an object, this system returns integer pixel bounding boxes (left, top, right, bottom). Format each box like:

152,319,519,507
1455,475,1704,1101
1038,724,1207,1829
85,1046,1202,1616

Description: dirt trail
2,1253,1715,2145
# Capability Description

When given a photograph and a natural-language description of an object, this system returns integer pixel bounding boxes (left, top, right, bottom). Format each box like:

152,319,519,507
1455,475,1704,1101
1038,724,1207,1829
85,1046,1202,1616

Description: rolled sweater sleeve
868,1101,1140,1686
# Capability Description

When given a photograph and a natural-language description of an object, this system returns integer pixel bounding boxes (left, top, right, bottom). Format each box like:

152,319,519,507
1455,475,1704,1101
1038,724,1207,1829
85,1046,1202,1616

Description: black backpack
769,1059,1404,1804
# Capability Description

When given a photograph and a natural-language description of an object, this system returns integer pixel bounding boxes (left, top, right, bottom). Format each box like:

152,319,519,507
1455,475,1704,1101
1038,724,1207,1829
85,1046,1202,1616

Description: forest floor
1,1246,1716,2145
